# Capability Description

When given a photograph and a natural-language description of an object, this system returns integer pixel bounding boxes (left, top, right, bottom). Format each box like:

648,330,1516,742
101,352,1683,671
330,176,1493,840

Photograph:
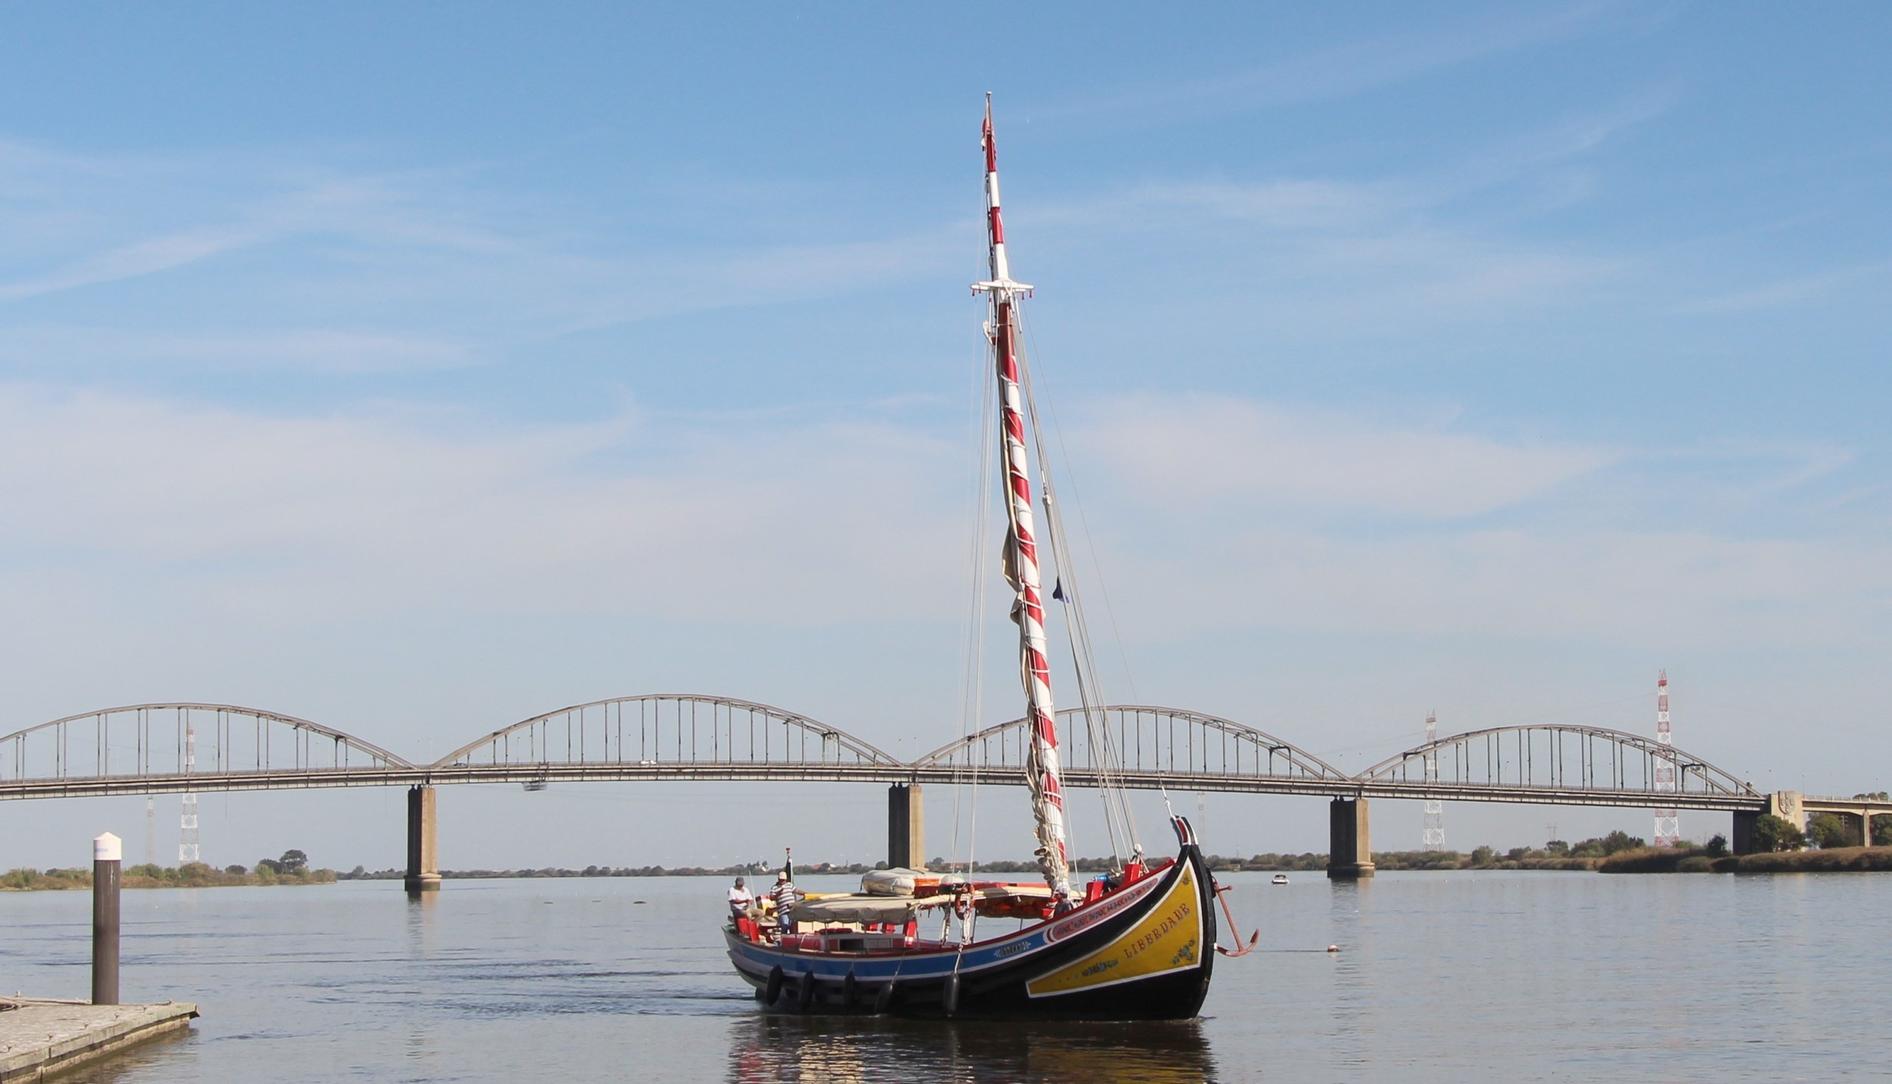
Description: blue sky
3,3,1888,870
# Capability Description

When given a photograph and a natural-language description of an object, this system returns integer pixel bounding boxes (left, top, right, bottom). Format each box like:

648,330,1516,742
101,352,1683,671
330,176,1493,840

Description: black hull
724,838,1217,1020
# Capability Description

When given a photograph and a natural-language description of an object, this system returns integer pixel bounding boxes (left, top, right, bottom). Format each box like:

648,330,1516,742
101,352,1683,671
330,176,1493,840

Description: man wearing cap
770,867,800,935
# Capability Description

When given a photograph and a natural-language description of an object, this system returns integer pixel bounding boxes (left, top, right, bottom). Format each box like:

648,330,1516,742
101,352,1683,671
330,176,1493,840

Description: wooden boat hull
724,840,1216,1019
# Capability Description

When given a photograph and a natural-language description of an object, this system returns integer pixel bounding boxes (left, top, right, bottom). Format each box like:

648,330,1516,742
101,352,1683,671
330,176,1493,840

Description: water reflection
726,1014,1219,1083
403,889,438,950
1325,880,1369,1071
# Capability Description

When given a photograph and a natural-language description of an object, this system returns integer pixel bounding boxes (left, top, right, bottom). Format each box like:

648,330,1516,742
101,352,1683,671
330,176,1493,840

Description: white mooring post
92,832,122,1005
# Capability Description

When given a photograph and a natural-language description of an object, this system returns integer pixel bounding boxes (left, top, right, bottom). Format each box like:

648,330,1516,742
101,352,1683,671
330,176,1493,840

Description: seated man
727,876,752,921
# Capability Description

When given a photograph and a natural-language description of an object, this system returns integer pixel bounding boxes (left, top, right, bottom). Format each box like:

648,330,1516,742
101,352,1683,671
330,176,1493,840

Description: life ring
764,965,784,1005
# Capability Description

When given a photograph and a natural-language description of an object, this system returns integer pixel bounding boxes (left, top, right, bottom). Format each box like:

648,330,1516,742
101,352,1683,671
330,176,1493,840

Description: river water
2,870,1885,1081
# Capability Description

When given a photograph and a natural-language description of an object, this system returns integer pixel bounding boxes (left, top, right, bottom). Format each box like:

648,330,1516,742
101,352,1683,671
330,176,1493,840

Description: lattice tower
1652,671,1679,846
1422,711,1444,849
178,716,200,864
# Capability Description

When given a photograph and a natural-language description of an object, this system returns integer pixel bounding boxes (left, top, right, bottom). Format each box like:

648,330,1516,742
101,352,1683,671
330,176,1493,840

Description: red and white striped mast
973,94,1076,903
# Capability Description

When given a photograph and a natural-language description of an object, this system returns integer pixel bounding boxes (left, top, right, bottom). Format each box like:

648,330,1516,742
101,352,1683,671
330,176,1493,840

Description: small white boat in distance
1271,874,1289,885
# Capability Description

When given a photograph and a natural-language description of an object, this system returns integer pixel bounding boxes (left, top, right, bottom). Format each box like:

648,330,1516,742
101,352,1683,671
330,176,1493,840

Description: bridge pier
404,785,440,893
888,783,924,869
1733,790,1803,854
1326,797,1374,879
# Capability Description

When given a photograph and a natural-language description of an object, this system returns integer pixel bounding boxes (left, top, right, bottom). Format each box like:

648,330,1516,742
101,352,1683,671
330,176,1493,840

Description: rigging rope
1016,307,1171,834
950,312,998,879
1013,309,1143,865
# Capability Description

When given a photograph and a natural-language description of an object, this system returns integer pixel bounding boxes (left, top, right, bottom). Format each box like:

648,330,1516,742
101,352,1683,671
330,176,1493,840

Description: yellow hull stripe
1026,865,1201,998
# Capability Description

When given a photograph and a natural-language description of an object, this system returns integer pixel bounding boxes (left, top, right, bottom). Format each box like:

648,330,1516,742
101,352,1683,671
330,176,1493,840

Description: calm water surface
2,870,1885,1081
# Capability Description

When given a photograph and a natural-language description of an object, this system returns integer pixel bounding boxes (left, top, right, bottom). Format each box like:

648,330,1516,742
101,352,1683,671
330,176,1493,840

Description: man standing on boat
770,850,799,935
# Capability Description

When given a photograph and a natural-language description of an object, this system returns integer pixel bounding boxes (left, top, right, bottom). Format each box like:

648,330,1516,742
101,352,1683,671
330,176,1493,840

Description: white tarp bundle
790,894,921,925
859,867,928,897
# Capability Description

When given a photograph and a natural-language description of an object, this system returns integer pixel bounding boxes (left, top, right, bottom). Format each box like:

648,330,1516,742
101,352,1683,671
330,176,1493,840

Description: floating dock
0,998,197,1082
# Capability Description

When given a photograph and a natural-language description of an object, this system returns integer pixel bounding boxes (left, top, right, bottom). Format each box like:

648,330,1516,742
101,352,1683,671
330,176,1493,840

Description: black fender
873,980,897,1014
764,965,784,1005
842,969,859,1010
796,971,816,1012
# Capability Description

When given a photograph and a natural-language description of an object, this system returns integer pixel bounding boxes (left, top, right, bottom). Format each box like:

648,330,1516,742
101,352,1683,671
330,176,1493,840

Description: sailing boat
723,96,1243,1019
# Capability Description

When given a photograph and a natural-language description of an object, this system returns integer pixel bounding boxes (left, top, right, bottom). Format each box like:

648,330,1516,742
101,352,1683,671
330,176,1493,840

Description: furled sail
975,96,1074,903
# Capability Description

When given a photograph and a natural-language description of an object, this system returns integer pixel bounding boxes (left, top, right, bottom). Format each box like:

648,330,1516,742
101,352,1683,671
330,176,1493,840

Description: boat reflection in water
725,1014,1218,1083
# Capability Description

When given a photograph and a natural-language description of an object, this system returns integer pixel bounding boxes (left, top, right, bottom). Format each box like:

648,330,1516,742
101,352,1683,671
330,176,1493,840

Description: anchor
1210,877,1260,957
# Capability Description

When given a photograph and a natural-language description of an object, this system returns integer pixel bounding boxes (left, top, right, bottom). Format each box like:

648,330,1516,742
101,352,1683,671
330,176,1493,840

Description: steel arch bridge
1356,723,1755,801
1,702,414,796
430,694,904,784
912,705,1353,793
1,695,1778,812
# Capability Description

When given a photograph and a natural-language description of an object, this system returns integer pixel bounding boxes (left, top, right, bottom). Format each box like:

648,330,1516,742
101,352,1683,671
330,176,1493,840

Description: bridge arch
1354,723,1758,797
913,704,1351,784
0,702,415,785
430,694,903,771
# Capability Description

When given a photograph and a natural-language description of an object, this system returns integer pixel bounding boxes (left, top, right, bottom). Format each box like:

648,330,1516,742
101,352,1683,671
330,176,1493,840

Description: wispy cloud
5,382,1871,658
1672,260,1892,315
0,384,968,622
0,224,272,301
0,326,477,374
1032,2,1626,124
1070,392,1612,520
1100,524,1892,650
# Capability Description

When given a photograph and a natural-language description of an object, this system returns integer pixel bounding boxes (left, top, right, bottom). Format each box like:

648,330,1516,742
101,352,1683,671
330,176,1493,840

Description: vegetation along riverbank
3,850,335,891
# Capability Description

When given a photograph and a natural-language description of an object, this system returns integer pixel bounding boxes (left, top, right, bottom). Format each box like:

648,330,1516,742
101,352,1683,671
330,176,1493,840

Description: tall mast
974,94,1074,901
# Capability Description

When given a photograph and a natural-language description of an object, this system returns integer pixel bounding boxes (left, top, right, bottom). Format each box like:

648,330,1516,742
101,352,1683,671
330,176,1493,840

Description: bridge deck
0,763,1775,811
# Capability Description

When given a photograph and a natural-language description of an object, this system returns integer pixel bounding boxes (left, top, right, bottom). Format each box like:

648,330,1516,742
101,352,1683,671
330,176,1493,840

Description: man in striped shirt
771,868,799,934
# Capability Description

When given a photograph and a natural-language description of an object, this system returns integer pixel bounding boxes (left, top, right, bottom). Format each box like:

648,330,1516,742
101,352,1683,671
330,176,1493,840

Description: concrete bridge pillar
1858,810,1875,847
1327,797,1374,879
888,783,924,870
405,785,440,893
1731,810,1758,855
1733,790,1804,854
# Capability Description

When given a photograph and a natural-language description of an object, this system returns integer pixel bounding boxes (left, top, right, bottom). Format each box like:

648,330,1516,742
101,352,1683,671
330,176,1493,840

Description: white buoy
1327,944,1340,953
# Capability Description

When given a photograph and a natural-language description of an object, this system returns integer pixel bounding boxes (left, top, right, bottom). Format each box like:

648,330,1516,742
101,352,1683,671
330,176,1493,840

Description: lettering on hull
1025,865,1202,998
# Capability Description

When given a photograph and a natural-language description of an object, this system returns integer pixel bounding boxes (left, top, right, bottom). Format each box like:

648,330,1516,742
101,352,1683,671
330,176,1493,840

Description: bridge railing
0,703,414,786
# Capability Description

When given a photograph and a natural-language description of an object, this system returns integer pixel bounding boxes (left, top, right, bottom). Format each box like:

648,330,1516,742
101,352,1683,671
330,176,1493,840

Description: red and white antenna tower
1652,672,1679,847
179,712,200,865
1422,711,1444,849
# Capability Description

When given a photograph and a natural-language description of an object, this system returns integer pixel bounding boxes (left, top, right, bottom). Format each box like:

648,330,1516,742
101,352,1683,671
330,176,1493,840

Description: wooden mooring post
92,832,121,1006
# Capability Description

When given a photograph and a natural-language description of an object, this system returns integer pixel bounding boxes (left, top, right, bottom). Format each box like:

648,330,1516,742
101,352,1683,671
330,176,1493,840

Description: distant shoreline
1599,845,1892,874
3,865,337,892
11,846,1885,892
